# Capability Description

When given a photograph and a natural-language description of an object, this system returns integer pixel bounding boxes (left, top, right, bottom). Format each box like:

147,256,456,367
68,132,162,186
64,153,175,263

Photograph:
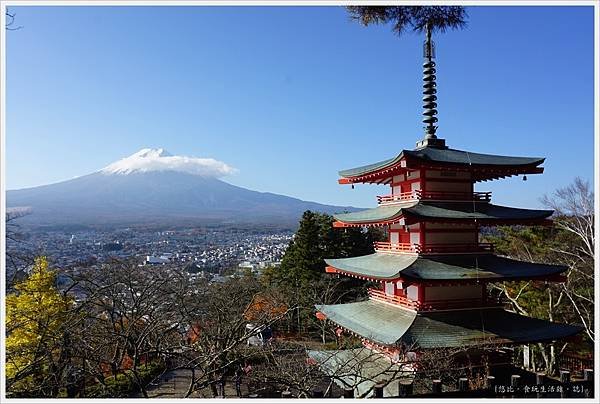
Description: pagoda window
407,223,421,231
384,282,395,296
390,232,400,245
410,232,420,246
406,285,419,301
406,170,419,180
392,184,401,195
392,175,403,183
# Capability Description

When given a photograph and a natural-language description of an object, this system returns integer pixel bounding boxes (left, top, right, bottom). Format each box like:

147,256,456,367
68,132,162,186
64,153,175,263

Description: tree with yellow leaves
5,256,74,397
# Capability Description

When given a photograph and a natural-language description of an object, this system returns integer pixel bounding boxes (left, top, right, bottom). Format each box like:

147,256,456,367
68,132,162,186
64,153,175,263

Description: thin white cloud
100,148,237,178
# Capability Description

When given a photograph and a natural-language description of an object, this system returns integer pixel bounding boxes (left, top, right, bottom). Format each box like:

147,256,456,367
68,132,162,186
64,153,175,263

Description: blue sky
6,5,595,209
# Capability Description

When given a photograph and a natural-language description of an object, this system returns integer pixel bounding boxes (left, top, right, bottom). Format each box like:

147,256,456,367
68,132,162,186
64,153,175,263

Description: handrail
375,242,493,254
368,288,505,311
419,297,505,311
367,288,419,309
377,190,491,204
374,241,417,253
416,243,494,254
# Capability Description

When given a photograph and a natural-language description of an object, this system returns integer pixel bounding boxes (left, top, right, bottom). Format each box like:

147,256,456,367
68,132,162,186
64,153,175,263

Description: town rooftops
338,146,545,184
325,253,567,281
333,201,553,226
316,300,582,348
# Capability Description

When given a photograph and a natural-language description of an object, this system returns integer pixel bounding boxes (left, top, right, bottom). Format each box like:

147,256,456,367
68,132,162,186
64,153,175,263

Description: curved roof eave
325,253,568,281
333,202,553,225
338,147,546,180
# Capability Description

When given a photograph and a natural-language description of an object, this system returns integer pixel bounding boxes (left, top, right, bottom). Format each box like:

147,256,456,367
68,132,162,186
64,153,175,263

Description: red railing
368,288,419,310
416,243,494,254
377,192,416,204
375,242,493,254
419,297,504,311
377,190,491,204
374,241,417,253
369,288,505,312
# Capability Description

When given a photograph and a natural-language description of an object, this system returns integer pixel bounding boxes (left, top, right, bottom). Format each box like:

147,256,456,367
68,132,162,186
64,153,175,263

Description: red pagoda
312,21,582,396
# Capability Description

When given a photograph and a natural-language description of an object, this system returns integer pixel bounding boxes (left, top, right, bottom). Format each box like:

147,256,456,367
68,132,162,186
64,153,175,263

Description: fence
253,368,594,399
559,353,594,376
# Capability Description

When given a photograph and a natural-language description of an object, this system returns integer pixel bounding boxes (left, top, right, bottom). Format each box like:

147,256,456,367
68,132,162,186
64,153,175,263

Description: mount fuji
7,148,355,227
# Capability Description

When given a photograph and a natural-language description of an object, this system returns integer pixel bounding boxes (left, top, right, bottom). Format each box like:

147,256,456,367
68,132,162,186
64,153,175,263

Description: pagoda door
401,182,412,196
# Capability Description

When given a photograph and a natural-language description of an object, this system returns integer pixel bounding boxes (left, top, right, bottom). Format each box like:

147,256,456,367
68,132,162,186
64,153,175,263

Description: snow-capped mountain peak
131,148,173,158
100,148,237,177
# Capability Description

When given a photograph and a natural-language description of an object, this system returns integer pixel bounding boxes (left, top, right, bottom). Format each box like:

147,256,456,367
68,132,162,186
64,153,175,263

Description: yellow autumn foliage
5,257,73,389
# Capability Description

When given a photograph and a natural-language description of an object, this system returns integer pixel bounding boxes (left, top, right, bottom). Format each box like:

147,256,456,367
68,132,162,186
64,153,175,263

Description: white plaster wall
385,282,395,295
406,285,419,301
410,232,420,245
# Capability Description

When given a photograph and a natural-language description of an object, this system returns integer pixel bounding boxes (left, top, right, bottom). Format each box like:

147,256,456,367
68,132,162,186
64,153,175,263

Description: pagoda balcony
368,288,505,312
415,242,494,255
374,241,418,253
367,288,420,310
374,241,494,255
418,297,506,311
376,190,492,205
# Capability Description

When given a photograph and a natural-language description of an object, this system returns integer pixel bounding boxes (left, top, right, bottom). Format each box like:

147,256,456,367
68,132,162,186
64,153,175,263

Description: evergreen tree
277,210,381,286
271,211,382,333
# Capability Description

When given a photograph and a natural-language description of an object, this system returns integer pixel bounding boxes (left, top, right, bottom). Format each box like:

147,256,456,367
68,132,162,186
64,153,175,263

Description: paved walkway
145,369,194,398
144,369,247,398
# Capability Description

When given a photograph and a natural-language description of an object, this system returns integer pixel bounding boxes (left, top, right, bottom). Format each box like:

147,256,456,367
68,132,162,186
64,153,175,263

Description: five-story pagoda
312,16,582,395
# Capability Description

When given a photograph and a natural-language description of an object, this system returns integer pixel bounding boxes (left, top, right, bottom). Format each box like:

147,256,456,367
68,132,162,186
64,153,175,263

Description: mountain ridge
7,149,356,227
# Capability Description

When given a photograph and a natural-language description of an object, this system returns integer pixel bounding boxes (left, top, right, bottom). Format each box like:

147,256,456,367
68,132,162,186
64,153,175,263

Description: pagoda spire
416,22,447,149
423,23,437,138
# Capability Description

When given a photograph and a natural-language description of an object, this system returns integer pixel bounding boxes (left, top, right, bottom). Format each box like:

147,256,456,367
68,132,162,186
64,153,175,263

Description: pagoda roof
307,348,412,398
325,253,567,281
316,300,582,348
338,146,545,183
333,201,552,226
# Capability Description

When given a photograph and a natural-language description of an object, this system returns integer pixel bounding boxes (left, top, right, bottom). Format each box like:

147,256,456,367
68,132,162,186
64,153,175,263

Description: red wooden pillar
417,283,426,304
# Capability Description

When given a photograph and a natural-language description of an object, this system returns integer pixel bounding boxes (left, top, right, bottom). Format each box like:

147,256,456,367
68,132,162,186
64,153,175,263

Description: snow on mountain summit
100,148,237,177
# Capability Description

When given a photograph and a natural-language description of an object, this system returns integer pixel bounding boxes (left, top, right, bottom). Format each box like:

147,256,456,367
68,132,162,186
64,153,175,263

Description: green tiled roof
333,203,412,224
333,202,552,224
404,147,545,167
326,253,418,279
317,300,416,345
325,253,567,281
307,348,412,397
339,147,545,178
316,300,582,348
